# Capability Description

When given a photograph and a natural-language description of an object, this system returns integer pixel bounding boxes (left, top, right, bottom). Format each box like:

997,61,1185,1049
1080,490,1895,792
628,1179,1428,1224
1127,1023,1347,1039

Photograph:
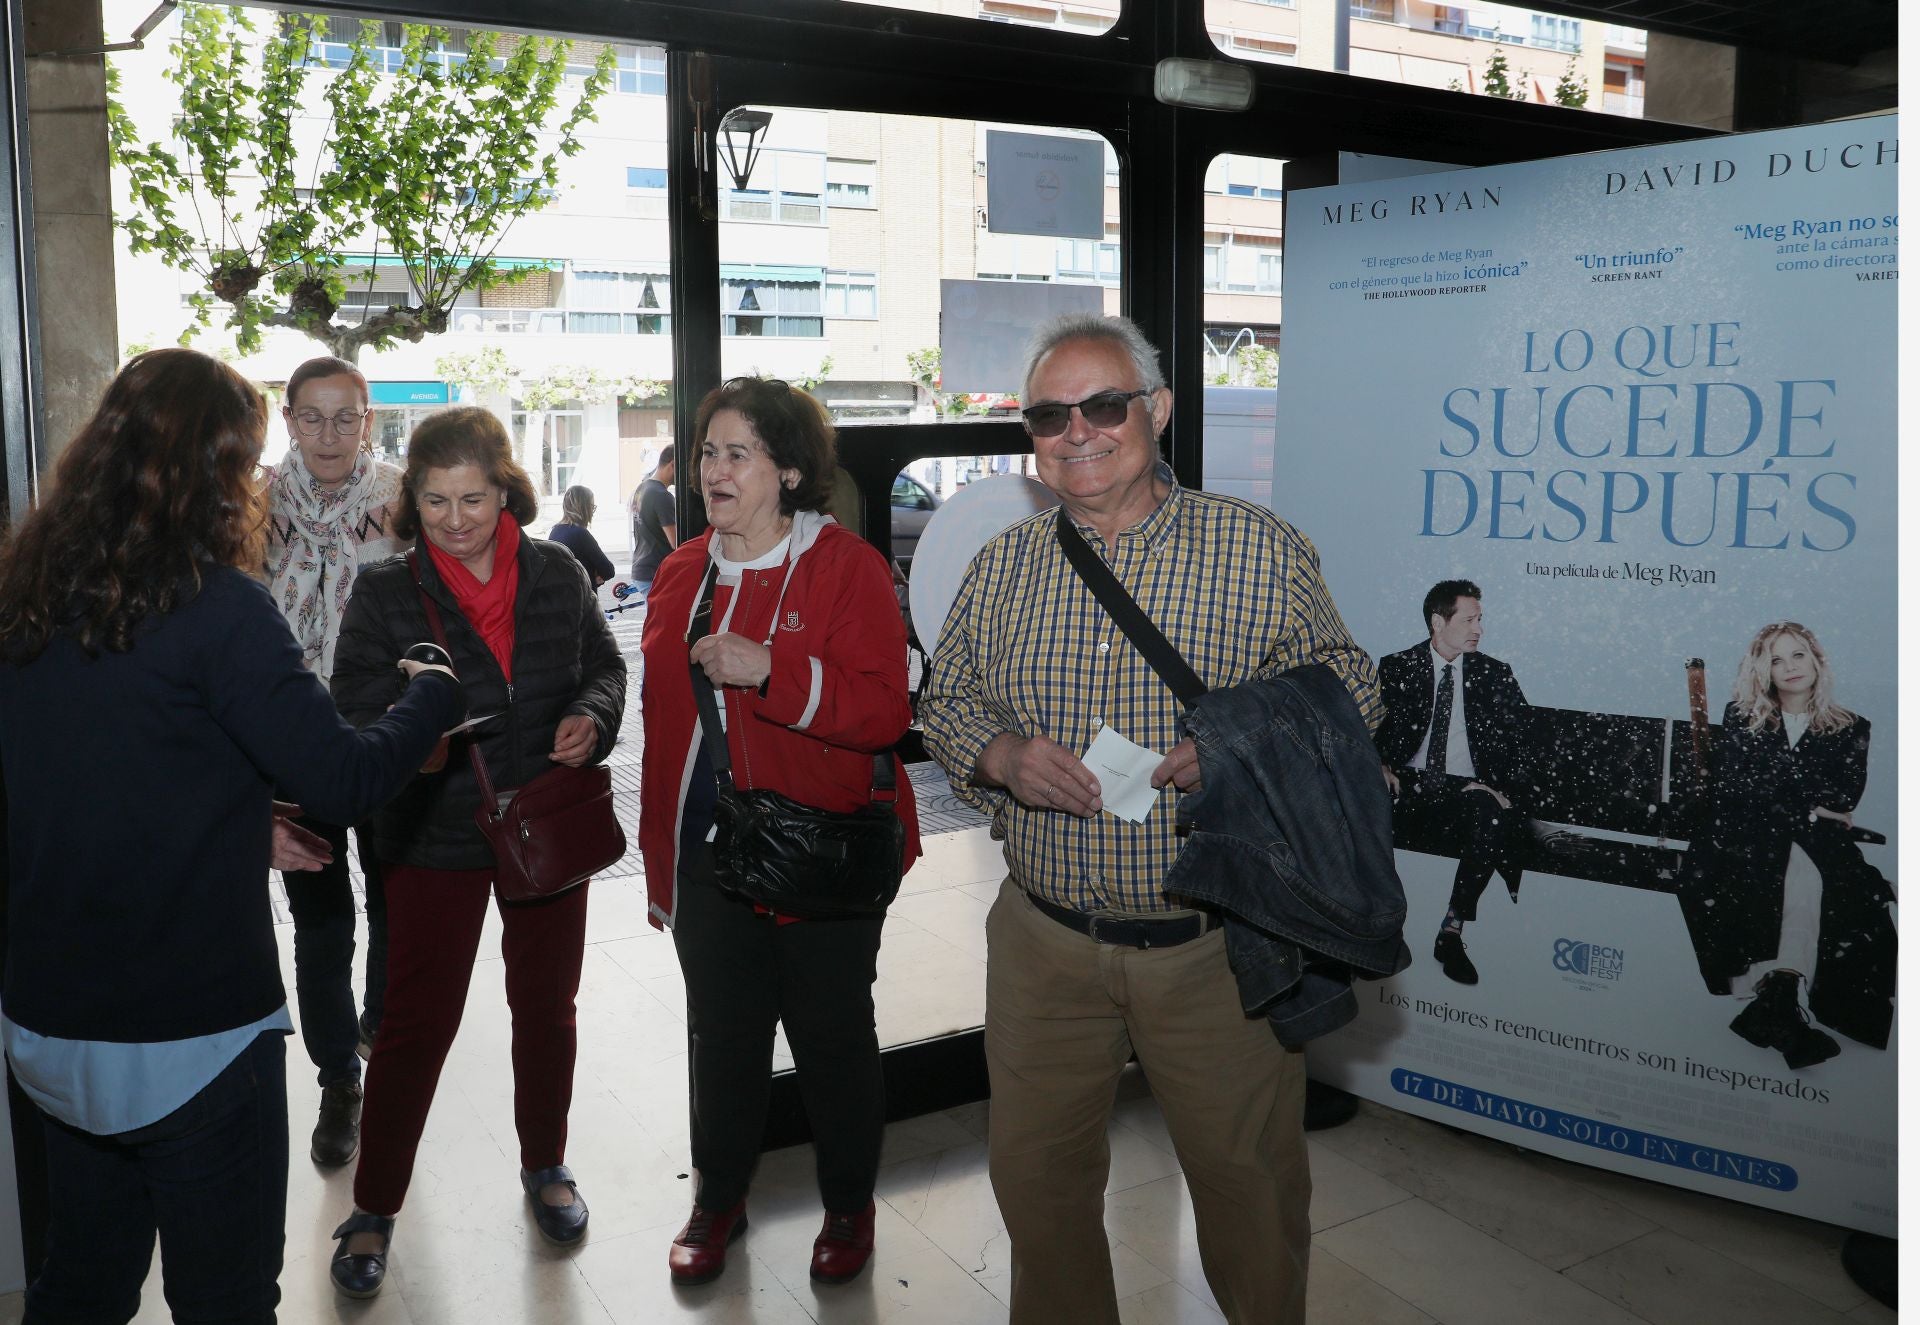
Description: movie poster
1273,116,1897,1233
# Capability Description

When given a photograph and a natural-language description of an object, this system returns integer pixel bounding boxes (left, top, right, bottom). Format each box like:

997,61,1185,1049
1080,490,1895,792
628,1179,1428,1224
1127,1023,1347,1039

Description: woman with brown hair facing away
0,348,465,1322
326,406,626,1297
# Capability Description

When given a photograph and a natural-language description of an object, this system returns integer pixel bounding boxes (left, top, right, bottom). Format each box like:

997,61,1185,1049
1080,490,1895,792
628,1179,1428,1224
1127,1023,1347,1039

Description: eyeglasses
289,408,370,437
1020,389,1152,438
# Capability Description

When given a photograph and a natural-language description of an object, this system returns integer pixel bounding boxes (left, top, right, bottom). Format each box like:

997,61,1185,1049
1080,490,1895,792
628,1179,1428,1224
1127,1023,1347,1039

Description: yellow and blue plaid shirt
922,472,1382,914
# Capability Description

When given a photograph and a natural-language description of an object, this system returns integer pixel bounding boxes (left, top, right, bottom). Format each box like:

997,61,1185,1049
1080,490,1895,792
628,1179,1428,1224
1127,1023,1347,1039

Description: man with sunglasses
924,313,1379,1325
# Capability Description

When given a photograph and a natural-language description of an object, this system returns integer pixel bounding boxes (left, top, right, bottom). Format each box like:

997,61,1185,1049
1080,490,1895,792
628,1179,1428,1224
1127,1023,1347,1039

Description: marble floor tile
1550,1155,1872,1312
1117,1280,1227,1325
894,830,1005,896
802,1241,1014,1324
1309,1101,1656,1270
1305,1138,1414,1234
1312,1197,1649,1325
581,876,660,945
371,1185,616,1325
1103,1171,1214,1302
573,1225,817,1325
597,930,689,984
885,888,992,963
1304,1245,1435,1324
1562,1228,1859,1325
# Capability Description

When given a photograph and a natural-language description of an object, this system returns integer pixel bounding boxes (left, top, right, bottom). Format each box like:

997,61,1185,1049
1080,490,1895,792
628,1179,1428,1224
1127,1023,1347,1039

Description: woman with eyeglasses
263,355,405,1174
0,348,465,1322
639,377,920,1289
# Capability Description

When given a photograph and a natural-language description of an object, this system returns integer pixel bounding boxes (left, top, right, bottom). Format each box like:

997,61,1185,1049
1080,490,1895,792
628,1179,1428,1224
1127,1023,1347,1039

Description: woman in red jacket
639,377,920,1289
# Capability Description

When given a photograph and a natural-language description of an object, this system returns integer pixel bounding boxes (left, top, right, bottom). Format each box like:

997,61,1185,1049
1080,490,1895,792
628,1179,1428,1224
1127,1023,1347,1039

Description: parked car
891,472,941,575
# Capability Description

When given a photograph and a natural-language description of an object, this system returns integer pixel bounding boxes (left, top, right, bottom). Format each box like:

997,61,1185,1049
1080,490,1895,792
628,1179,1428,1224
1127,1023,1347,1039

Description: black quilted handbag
688,570,905,920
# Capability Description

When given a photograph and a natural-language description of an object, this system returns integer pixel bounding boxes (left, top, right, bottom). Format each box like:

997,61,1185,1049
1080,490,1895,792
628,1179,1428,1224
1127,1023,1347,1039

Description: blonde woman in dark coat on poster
1678,621,1895,1069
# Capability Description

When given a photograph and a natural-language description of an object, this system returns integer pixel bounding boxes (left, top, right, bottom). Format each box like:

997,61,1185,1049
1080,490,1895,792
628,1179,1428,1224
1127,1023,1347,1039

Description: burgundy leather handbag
409,552,626,900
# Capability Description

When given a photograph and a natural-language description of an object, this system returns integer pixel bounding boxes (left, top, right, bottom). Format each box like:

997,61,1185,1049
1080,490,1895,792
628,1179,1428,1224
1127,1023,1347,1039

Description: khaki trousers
984,878,1310,1325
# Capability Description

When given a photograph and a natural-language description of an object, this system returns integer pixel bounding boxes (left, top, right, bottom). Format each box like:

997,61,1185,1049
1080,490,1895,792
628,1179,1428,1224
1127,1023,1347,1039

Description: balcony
330,304,672,336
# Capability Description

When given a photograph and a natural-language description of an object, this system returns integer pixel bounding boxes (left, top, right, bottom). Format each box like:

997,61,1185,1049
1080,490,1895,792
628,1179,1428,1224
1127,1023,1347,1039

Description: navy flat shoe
329,1210,394,1299
522,1164,590,1246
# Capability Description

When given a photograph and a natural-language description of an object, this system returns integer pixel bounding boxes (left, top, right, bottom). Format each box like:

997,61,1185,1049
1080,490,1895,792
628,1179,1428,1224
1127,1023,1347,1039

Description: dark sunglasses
1020,388,1152,438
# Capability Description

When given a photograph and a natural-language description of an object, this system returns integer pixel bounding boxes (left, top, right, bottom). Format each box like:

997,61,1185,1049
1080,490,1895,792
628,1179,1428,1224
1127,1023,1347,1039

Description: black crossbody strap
1054,508,1206,707
685,562,895,802
686,567,738,793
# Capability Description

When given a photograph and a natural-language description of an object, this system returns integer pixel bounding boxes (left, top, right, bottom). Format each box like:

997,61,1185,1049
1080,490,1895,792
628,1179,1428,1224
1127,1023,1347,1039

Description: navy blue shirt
0,567,464,1043
548,521,616,585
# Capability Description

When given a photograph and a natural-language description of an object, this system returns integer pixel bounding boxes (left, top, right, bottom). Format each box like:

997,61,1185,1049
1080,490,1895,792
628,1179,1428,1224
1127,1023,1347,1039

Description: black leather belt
1027,892,1221,950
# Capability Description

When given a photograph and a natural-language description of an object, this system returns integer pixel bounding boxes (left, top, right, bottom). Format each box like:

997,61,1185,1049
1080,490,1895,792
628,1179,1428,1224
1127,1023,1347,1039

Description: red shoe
810,1201,876,1284
668,1200,748,1286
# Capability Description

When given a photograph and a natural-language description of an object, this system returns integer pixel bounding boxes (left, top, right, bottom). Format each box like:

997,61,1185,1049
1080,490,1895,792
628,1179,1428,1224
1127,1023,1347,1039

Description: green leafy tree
1553,58,1590,109
109,6,614,361
793,356,834,395
1477,39,1529,101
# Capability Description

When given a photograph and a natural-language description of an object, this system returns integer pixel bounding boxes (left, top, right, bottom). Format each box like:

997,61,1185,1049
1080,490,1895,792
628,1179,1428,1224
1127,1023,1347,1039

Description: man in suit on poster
1375,580,1532,985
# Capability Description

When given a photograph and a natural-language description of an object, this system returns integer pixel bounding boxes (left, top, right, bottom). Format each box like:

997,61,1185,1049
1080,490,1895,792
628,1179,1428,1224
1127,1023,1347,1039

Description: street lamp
717,108,773,194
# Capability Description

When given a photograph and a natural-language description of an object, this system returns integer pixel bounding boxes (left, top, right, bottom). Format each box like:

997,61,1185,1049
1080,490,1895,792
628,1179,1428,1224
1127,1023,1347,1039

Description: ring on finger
1045,783,1057,800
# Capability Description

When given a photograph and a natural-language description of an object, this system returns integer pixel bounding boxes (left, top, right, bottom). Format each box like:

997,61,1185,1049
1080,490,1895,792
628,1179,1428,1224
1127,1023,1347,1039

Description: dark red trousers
352,862,588,1216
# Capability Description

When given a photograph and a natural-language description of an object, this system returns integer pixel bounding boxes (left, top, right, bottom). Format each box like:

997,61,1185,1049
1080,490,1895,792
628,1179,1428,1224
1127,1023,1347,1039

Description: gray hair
1022,313,1167,398
559,484,596,525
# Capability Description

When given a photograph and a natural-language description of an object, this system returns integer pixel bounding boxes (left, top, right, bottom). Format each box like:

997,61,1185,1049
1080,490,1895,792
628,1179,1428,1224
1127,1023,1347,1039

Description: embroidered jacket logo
779,610,804,633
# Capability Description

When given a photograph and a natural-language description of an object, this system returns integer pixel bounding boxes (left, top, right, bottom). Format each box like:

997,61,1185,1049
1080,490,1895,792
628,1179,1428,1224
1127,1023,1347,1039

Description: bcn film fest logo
1553,937,1624,983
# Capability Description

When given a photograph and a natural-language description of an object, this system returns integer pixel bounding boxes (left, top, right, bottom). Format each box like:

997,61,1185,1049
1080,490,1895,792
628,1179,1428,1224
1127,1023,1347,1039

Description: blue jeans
282,817,385,1086
25,1031,289,1325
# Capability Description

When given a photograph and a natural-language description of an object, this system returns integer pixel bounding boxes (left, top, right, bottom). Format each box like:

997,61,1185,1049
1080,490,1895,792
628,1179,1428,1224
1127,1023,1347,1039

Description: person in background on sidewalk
549,484,617,589
0,348,465,1324
264,355,406,1169
628,446,678,599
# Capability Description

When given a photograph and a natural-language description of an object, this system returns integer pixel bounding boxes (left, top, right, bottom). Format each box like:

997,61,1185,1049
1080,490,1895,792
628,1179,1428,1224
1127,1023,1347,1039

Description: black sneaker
312,1081,364,1167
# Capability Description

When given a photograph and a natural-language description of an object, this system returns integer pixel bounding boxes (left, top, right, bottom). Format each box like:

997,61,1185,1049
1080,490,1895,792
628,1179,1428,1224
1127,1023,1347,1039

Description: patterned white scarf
264,445,405,684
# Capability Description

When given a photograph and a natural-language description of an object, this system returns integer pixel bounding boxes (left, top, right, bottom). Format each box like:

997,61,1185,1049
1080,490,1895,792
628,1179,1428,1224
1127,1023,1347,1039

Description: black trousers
671,845,886,1214
1391,771,1522,922
280,818,386,1086
26,1032,287,1325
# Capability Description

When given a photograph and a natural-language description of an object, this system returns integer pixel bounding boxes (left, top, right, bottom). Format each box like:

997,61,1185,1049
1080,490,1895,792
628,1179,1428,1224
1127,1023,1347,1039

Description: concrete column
24,0,118,462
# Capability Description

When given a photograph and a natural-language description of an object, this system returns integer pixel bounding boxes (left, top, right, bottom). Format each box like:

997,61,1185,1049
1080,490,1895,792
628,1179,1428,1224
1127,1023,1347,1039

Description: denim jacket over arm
1163,663,1411,1045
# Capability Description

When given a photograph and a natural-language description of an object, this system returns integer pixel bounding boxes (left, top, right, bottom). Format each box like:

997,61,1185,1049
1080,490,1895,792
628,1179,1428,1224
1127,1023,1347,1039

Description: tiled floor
0,542,1896,1324
0,834,1891,1325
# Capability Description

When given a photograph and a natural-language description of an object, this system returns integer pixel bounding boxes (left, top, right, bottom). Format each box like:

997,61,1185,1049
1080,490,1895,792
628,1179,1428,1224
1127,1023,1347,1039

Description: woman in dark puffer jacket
324,407,626,1296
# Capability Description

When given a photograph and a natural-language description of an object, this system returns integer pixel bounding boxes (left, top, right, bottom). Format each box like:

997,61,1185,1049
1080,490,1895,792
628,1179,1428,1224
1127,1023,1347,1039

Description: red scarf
425,508,522,681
